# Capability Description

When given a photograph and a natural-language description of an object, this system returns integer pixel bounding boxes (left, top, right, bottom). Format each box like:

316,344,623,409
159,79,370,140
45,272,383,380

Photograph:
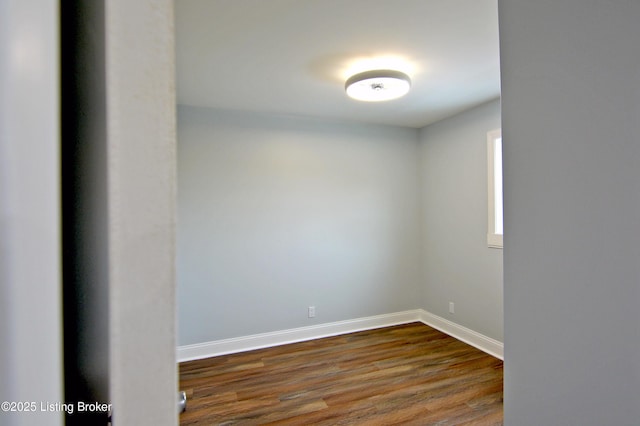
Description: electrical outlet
308,306,316,318
449,302,455,314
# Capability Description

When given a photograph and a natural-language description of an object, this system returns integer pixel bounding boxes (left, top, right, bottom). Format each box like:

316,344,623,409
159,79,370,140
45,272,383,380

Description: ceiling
175,0,500,129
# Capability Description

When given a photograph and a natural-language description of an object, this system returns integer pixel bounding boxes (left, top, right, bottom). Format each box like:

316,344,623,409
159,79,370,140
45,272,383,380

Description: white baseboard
177,310,422,362
418,310,503,360
177,309,503,362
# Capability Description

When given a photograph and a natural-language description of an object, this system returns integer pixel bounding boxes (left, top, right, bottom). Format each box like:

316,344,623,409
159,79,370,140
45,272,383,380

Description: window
487,128,503,248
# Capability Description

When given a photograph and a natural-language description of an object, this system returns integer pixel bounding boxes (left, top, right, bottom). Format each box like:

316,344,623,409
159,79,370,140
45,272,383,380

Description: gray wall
500,0,640,424
0,1,63,424
177,106,422,345
419,99,503,341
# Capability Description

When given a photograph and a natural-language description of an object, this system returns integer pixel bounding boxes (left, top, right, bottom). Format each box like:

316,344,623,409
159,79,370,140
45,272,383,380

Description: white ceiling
175,0,500,129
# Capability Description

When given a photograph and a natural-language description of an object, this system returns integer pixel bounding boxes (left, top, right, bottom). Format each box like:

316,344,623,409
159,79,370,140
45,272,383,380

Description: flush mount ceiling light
345,69,411,102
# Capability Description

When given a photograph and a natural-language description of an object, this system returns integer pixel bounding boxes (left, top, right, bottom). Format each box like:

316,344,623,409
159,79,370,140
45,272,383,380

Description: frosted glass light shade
345,70,411,102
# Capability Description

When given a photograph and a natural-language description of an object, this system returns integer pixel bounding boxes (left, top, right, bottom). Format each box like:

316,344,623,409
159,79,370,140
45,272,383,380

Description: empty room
4,1,640,425
175,1,503,423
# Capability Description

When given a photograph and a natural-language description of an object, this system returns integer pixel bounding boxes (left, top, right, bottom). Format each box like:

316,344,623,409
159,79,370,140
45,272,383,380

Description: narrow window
487,129,503,248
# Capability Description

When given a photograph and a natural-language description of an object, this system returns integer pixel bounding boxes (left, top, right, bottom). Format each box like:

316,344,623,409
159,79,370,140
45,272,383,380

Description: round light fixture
345,69,411,102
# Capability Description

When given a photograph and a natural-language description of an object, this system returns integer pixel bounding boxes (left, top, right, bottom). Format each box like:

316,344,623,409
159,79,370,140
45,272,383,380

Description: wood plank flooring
179,322,503,425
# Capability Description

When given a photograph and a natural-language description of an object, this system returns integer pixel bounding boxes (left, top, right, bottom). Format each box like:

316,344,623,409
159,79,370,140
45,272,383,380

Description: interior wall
0,1,63,424
177,106,422,345
500,1,640,424
418,98,503,341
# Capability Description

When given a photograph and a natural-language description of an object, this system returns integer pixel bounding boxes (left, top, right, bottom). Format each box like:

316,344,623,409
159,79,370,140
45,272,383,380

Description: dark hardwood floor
179,322,503,425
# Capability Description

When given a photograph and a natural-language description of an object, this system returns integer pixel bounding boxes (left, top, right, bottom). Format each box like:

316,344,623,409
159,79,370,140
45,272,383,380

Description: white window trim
487,128,503,248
